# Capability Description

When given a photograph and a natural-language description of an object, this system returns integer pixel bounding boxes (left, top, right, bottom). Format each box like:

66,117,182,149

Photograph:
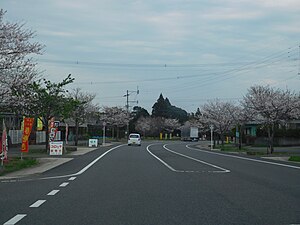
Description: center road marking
147,144,180,172
164,144,230,173
4,214,27,225
47,190,60,196
30,200,46,208
146,143,230,173
59,182,69,187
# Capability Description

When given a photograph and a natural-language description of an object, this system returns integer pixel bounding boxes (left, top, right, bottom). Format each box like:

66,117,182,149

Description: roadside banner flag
37,117,43,131
21,118,34,153
49,118,59,142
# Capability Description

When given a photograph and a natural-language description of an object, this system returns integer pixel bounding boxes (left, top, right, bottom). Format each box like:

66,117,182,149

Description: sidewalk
0,144,113,180
194,141,300,163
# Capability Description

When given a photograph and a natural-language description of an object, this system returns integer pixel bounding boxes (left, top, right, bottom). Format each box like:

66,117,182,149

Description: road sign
89,139,98,147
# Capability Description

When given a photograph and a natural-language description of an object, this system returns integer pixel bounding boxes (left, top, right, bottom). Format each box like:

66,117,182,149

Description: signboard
89,139,98,147
21,118,34,153
49,141,63,155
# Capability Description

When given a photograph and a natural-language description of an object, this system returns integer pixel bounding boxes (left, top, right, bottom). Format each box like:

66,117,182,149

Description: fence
8,130,23,144
8,130,62,144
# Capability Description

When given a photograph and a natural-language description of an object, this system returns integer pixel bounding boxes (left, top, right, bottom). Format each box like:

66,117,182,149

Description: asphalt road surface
1,141,300,225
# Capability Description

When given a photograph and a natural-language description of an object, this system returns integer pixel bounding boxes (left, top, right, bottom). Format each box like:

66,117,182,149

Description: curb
0,145,110,179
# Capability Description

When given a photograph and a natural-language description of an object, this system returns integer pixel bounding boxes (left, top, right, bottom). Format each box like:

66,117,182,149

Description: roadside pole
103,122,106,146
210,125,214,150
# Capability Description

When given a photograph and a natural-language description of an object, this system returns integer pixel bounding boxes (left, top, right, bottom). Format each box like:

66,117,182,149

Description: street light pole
103,122,106,146
210,125,214,150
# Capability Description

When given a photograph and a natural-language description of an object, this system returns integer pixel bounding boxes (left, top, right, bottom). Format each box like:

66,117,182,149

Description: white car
128,133,141,146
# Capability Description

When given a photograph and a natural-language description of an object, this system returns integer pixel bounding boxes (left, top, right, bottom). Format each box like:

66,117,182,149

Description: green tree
13,74,77,150
151,94,188,123
152,94,170,118
129,106,150,132
68,88,98,146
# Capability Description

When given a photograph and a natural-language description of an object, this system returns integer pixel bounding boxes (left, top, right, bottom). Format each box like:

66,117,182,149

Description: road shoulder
0,146,100,179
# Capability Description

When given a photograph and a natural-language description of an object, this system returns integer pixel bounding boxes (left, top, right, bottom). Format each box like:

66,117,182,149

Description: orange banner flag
21,118,34,153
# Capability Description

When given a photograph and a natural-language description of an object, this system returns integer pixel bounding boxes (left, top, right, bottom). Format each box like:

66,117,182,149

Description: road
0,141,300,225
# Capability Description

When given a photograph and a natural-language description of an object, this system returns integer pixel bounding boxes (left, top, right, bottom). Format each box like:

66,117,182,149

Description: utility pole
123,87,139,136
125,90,129,112
210,125,214,150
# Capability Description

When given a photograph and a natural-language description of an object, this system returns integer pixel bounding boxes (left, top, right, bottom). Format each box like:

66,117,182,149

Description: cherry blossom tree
67,88,98,146
163,118,180,133
242,85,300,153
135,116,152,137
198,99,239,145
100,106,130,139
0,9,43,108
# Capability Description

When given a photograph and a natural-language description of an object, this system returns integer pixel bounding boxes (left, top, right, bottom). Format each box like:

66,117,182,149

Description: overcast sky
2,0,300,113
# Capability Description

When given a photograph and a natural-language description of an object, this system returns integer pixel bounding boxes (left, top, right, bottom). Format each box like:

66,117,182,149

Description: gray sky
2,0,300,113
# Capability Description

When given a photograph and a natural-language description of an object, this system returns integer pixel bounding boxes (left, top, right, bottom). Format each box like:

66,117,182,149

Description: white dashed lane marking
68,177,77,181
59,182,69,187
47,190,60,196
29,200,46,208
4,214,27,225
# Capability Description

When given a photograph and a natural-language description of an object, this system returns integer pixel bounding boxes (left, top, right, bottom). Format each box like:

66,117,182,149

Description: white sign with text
89,139,98,147
50,141,63,155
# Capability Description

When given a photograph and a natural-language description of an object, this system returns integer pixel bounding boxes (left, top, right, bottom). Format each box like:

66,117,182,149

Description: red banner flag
21,118,34,153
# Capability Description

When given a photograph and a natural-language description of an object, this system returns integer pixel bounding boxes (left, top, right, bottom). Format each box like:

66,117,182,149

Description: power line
298,44,300,76
68,45,298,86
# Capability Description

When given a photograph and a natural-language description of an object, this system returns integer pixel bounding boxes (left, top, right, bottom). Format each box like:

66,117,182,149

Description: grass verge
0,157,38,176
217,144,247,152
288,156,300,162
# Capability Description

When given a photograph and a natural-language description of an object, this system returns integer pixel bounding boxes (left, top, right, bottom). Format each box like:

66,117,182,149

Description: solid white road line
30,200,46,208
47,190,60,196
68,177,77,181
164,144,230,173
187,145,300,170
4,214,27,225
75,144,126,175
59,182,69,187
147,144,181,172
147,144,230,173
0,144,126,183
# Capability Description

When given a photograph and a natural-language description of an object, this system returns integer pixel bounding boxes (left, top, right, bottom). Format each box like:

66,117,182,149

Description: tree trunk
239,125,243,150
270,123,275,154
45,127,49,153
44,117,49,152
75,118,79,146
213,133,216,148
117,127,120,141
220,132,225,146
267,125,273,154
112,127,115,139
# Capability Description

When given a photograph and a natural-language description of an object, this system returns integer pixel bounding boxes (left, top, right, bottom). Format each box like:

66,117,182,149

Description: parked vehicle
181,126,199,141
128,133,141,146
